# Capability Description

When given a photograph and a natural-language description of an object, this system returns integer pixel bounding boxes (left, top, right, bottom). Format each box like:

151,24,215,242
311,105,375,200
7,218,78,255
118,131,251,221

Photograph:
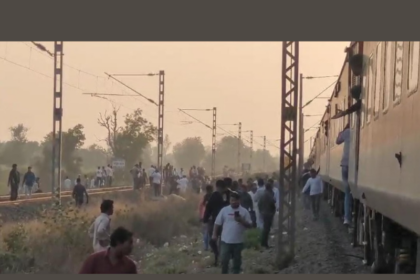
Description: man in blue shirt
22,166,36,199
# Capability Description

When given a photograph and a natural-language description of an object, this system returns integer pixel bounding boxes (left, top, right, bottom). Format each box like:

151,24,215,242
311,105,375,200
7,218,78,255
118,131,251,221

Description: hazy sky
0,42,348,157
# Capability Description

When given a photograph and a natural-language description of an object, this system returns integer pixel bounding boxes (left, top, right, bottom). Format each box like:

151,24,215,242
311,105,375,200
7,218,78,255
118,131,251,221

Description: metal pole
263,136,266,172
299,74,304,175
237,122,242,172
157,70,165,194
52,41,64,206
277,41,299,268
250,130,253,173
211,107,217,178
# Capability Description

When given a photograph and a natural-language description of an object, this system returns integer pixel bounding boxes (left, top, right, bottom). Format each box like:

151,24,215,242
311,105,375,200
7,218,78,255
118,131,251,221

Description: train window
383,41,395,111
373,43,383,118
408,41,420,95
393,42,404,104
366,53,375,124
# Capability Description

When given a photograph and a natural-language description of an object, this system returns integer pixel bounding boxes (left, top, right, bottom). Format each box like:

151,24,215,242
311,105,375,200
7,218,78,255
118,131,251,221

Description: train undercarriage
324,183,419,274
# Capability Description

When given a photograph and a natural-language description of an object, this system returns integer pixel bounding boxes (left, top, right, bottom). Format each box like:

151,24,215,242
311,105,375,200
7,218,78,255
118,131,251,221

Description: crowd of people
7,160,317,274
129,162,210,197
199,176,281,274
76,172,283,274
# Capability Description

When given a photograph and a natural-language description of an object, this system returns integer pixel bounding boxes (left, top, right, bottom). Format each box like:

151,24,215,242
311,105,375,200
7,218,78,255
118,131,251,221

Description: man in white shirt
213,191,252,274
301,169,324,220
106,165,113,187
253,178,279,229
152,168,162,197
63,176,72,190
95,167,102,188
101,166,107,187
336,123,352,225
148,165,156,186
88,200,114,252
247,181,258,228
176,175,189,194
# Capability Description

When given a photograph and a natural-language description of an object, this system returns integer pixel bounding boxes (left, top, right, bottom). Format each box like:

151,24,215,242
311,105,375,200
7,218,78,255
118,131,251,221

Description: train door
348,42,362,200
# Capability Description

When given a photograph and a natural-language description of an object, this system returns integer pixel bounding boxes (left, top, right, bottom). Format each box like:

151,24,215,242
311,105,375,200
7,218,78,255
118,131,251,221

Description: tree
0,124,31,166
33,124,86,183
77,144,109,173
211,136,252,172
98,106,157,172
173,137,206,169
10,124,28,143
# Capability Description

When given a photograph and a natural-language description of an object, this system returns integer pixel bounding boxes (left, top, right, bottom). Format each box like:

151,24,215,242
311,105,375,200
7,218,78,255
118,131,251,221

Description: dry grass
0,191,201,274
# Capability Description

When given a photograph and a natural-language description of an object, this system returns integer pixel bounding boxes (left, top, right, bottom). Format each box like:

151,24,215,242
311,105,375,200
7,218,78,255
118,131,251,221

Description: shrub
244,228,262,250
0,191,201,273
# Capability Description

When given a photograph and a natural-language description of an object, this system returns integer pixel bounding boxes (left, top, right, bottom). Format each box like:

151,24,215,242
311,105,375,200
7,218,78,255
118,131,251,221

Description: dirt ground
137,198,371,274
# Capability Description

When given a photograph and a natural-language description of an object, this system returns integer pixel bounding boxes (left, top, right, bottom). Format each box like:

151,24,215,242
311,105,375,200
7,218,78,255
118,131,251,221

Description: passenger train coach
308,41,420,274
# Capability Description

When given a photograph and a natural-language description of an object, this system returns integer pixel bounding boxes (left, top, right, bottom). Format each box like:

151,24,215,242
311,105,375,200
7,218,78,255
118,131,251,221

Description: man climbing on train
336,123,352,226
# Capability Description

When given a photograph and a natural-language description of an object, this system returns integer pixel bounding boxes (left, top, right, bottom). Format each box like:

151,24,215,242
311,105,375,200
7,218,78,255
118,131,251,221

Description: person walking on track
8,164,20,201
301,168,324,220
22,166,36,199
73,178,89,207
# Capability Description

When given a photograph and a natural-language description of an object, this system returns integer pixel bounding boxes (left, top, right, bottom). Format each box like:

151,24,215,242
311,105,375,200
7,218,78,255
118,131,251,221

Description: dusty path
139,198,371,274
279,199,370,274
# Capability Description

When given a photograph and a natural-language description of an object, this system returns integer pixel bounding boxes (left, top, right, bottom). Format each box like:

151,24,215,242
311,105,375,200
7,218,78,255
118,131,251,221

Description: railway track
0,186,132,206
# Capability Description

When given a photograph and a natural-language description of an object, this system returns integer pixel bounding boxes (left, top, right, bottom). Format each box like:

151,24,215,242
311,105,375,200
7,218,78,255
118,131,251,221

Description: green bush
244,228,262,250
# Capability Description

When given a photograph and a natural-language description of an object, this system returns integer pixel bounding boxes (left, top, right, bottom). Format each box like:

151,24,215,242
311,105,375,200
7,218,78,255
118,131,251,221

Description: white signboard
112,158,126,169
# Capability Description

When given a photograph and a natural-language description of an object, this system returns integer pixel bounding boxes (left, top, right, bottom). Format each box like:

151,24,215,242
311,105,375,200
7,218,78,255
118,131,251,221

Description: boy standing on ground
213,191,252,274
199,185,214,251
88,200,114,252
152,168,162,196
22,166,36,199
258,181,276,249
301,168,324,220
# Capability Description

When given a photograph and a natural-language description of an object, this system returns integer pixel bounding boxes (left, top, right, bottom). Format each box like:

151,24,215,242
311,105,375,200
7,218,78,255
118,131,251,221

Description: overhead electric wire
3,42,279,154
105,72,158,106
178,109,212,130
302,80,337,109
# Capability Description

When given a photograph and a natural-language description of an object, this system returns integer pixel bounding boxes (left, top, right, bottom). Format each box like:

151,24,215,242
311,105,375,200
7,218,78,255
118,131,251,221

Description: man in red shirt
79,227,137,274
